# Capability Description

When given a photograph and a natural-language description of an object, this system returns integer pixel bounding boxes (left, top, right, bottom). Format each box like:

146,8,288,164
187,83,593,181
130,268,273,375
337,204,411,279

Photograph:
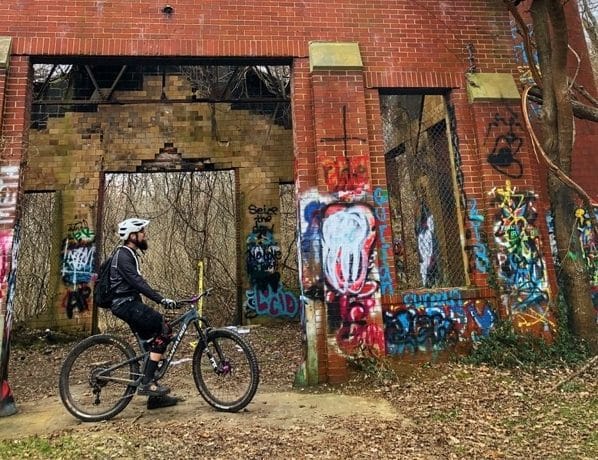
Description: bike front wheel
192,329,260,412
59,334,140,422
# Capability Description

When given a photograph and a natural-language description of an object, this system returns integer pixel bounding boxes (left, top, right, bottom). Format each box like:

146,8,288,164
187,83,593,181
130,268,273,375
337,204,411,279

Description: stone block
466,73,520,102
309,42,363,72
0,37,11,69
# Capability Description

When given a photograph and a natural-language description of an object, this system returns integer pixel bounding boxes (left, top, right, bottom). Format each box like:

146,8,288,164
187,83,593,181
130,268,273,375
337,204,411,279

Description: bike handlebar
175,287,214,306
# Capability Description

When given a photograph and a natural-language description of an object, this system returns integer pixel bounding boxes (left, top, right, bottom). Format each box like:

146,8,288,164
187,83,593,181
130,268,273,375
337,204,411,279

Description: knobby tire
192,329,260,412
59,334,140,422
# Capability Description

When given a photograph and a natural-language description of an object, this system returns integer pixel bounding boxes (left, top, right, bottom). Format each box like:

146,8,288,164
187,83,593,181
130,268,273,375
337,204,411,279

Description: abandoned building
0,0,596,399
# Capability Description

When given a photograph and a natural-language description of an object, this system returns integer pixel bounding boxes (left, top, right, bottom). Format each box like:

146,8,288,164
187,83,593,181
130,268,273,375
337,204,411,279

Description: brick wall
0,1,595,384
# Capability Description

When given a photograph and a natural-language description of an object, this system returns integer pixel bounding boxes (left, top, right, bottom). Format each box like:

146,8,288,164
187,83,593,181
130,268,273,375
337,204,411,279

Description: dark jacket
110,245,163,305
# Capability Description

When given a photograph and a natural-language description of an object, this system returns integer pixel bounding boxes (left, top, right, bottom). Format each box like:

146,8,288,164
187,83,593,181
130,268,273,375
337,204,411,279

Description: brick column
466,73,557,338
301,43,385,384
292,58,322,385
0,40,28,417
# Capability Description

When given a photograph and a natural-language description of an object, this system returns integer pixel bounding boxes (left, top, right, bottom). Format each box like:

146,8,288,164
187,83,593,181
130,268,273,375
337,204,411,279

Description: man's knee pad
149,322,173,354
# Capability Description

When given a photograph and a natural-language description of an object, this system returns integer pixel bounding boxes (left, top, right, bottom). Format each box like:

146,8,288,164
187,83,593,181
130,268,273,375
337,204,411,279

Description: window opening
381,94,466,290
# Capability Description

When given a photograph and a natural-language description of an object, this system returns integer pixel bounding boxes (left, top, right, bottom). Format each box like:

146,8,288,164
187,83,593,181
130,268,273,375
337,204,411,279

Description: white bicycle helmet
118,218,150,241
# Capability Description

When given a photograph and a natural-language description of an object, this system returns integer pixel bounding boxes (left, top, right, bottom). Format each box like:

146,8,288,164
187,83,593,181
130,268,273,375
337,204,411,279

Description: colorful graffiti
373,188,394,296
575,207,598,321
384,289,496,355
0,166,19,226
511,21,539,87
300,197,325,300
321,202,384,354
321,156,369,197
246,284,299,318
245,204,299,319
484,109,524,179
0,225,20,416
465,199,489,274
492,181,553,331
61,220,95,319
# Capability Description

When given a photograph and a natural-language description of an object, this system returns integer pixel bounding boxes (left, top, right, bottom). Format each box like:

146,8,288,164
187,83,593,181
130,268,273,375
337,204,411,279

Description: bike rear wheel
192,329,259,412
59,334,140,422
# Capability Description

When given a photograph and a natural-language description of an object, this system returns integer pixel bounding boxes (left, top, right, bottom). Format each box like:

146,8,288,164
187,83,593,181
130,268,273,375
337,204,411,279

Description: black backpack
94,250,118,309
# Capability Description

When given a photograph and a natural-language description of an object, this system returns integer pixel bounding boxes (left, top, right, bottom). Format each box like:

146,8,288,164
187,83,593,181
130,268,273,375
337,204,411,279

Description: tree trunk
530,0,597,352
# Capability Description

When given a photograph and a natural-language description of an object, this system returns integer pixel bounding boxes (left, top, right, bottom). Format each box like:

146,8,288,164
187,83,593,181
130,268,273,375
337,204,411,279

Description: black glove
160,298,177,309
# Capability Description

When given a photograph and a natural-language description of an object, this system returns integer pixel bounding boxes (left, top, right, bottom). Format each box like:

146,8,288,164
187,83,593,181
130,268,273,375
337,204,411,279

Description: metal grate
381,94,466,290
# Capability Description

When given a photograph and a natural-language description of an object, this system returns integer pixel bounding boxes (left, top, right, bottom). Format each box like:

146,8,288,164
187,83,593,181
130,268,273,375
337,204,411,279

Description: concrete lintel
309,42,363,72
466,73,520,102
0,37,12,69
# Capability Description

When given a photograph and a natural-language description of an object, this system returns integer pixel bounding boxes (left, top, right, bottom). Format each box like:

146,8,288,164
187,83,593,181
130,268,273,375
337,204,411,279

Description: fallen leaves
4,323,598,459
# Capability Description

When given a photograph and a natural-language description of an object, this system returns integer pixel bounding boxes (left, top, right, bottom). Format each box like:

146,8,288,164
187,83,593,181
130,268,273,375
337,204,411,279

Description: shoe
147,394,182,410
137,381,171,396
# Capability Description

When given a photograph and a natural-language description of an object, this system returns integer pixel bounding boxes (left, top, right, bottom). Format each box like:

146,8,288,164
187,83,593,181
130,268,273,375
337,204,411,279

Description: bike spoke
193,330,259,412
60,336,139,421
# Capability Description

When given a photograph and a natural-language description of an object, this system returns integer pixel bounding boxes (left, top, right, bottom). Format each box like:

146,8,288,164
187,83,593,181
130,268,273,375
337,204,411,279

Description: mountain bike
58,288,260,422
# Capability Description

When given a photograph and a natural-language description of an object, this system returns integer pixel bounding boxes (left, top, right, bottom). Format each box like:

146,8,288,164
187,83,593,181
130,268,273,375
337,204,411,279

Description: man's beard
136,240,149,251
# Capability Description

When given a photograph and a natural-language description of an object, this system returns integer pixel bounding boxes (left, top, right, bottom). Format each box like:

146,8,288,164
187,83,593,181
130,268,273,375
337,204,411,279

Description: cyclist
110,217,179,409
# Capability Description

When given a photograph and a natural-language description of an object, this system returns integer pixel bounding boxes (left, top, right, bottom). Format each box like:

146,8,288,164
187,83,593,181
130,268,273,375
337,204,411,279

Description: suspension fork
193,321,223,372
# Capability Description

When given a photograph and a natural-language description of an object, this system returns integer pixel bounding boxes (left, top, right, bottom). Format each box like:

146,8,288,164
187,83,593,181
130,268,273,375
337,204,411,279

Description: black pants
111,299,164,340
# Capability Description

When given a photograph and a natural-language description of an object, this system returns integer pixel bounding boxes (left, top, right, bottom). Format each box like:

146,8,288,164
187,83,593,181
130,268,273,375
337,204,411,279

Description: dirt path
0,387,400,441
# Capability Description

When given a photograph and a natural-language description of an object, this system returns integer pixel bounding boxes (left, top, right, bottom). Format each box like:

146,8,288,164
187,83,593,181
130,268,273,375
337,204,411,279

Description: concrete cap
466,73,521,102
308,42,363,72
0,37,12,69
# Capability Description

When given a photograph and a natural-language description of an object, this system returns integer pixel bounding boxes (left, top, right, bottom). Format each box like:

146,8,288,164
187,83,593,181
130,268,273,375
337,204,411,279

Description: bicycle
58,288,260,422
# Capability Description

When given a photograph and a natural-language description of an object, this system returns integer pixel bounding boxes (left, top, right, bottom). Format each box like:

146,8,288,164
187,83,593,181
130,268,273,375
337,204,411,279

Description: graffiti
61,221,96,317
511,21,539,86
575,207,598,321
0,231,12,288
415,204,440,287
466,300,496,337
248,204,278,226
384,307,456,354
63,284,92,320
0,166,19,226
322,202,384,354
61,240,95,285
245,284,300,318
545,211,559,268
300,198,326,300
321,156,369,196
492,181,552,330
465,199,489,273
403,289,464,312
485,109,524,179
67,219,95,242
373,188,394,295
246,225,281,291
322,203,377,296
245,205,299,318
384,290,496,355
0,225,20,416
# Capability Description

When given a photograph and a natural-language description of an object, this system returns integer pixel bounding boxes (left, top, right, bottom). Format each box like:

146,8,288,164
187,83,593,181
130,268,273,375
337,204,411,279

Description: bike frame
98,291,215,387
146,304,211,381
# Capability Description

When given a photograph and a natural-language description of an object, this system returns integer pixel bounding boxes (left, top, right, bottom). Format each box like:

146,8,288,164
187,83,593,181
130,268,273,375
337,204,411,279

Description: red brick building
0,1,596,409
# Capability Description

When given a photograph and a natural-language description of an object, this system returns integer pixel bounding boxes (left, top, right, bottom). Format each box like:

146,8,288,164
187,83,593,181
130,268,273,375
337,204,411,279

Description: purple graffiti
245,284,299,318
